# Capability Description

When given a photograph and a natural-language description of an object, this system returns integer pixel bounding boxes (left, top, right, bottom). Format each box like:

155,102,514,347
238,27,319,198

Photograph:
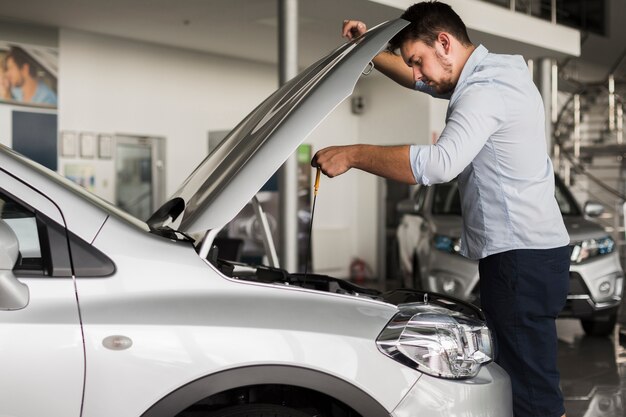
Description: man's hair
389,1,472,52
5,46,37,77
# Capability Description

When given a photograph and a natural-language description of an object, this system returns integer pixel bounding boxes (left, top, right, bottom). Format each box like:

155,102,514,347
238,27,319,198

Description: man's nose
412,67,422,82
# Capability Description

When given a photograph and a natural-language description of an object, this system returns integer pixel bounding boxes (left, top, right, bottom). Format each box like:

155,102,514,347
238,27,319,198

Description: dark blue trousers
479,246,570,417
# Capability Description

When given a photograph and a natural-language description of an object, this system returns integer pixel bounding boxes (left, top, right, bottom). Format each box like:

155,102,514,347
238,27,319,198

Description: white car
396,177,624,337
0,20,511,417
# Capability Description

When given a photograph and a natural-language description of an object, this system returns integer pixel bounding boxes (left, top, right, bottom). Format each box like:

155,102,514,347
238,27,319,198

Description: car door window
0,191,44,272
1,188,114,278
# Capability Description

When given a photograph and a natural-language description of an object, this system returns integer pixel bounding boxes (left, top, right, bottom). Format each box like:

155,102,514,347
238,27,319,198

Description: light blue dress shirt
409,45,569,260
11,81,57,106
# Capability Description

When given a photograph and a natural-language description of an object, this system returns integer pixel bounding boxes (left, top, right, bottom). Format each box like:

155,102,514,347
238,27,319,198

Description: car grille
569,272,589,296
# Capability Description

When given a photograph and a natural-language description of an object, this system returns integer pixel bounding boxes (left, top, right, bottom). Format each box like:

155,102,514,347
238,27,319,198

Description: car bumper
562,253,624,318
560,296,621,319
391,363,512,417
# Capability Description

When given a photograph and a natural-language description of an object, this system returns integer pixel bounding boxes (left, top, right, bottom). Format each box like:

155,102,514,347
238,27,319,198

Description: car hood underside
147,19,410,235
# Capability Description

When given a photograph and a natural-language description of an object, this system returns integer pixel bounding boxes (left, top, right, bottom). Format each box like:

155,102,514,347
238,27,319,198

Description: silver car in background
396,177,624,337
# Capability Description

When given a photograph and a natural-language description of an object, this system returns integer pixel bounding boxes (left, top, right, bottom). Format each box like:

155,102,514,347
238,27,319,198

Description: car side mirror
396,199,420,215
0,219,29,310
584,201,605,218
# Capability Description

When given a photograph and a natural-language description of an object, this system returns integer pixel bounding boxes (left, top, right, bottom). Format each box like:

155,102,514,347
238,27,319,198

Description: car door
0,172,84,417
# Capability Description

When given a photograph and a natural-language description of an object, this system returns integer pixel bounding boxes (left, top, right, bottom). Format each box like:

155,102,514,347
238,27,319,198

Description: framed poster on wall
98,134,113,159
60,131,77,157
0,42,58,108
79,132,96,158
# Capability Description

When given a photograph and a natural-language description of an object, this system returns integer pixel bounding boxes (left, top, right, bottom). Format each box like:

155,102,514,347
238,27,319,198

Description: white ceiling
0,0,621,84
0,0,399,66
0,0,583,64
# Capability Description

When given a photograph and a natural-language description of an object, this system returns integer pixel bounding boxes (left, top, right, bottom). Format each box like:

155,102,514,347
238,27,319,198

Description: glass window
432,183,462,215
479,0,606,35
116,142,153,220
0,192,44,272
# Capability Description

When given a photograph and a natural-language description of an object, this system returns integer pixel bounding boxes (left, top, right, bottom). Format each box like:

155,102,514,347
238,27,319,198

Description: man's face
4,58,25,88
400,38,455,94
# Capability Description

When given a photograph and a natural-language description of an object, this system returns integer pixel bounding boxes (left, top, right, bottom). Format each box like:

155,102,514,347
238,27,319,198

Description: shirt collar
455,44,489,90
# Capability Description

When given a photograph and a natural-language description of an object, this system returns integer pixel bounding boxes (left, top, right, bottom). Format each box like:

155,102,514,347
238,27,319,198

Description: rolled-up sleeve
410,83,506,185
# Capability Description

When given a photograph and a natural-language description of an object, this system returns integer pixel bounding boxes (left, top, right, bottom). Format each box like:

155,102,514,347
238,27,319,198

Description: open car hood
148,19,409,235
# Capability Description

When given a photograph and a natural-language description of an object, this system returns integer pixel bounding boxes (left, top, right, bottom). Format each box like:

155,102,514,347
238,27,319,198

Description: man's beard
433,49,455,94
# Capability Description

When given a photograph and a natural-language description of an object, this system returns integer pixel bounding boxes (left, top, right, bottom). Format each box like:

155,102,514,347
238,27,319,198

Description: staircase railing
553,74,626,263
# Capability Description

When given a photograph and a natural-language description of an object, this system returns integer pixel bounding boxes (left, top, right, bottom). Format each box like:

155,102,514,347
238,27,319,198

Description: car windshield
554,176,581,216
431,177,582,216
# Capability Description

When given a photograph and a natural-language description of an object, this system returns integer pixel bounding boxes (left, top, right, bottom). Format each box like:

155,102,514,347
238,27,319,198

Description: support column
609,74,615,131
539,58,557,154
278,0,299,272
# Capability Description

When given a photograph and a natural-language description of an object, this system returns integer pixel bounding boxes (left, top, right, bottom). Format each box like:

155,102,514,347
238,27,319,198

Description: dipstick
303,167,321,284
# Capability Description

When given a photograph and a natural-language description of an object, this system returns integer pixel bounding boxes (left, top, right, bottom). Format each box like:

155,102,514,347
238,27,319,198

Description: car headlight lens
377,303,493,379
570,236,615,264
433,234,462,254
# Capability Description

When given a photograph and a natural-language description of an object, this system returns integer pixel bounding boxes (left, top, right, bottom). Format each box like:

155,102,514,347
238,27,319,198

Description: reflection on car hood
432,214,608,244
149,19,409,234
563,216,608,242
432,215,463,238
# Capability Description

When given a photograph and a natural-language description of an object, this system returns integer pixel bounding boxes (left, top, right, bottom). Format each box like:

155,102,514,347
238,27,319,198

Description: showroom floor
556,303,626,417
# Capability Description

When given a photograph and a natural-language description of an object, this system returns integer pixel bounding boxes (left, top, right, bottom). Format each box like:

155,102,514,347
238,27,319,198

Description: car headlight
570,236,615,264
433,234,462,255
377,303,493,379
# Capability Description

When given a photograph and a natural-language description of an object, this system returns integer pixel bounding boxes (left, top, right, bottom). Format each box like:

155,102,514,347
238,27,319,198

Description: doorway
115,135,165,221
379,177,411,289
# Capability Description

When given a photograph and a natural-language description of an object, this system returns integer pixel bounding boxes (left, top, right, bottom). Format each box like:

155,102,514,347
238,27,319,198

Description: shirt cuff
409,145,430,185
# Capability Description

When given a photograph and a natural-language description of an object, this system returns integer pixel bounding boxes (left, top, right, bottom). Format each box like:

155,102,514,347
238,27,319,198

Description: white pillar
278,0,299,272
539,58,556,154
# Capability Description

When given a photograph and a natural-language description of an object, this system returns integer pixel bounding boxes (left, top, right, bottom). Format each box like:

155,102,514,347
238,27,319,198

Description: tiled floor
557,312,626,417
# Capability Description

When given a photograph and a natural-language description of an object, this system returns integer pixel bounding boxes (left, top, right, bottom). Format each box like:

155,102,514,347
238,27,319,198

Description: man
0,56,10,101
3,46,57,106
312,2,570,417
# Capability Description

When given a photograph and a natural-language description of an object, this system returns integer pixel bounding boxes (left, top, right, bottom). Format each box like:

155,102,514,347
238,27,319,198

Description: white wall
351,74,441,275
58,29,278,197
58,28,366,277
307,101,359,277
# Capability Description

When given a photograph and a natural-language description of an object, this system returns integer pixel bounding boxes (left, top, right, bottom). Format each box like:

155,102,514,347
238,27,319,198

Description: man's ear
437,32,452,54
